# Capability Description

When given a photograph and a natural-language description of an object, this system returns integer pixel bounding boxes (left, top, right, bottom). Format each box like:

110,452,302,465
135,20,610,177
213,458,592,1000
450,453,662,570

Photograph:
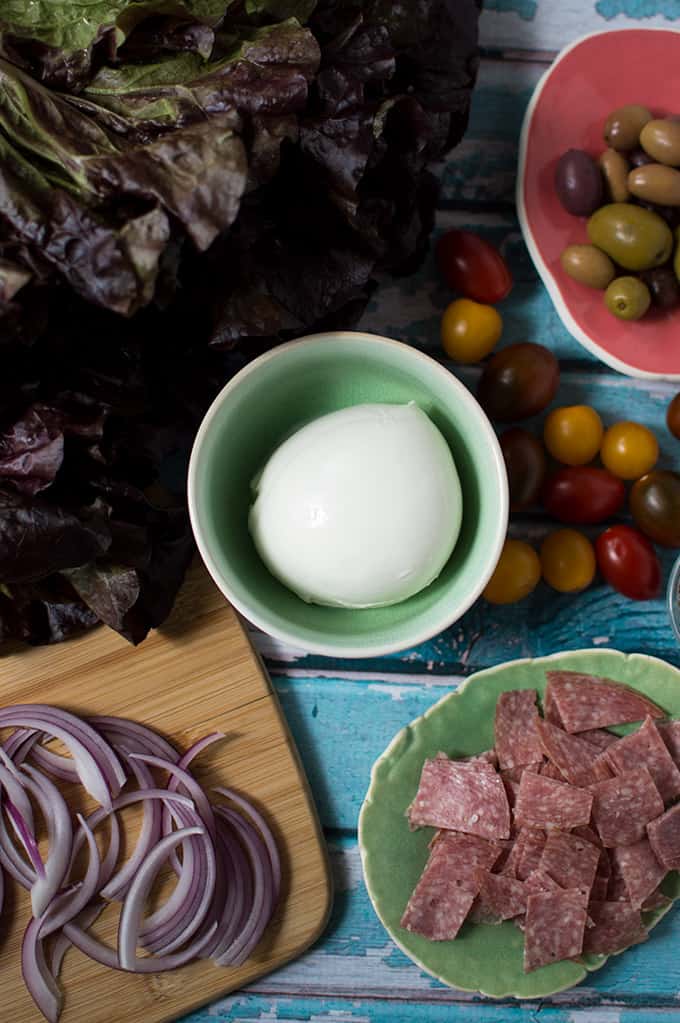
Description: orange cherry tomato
600,421,659,480
543,405,604,466
483,539,541,605
440,298,502,363
540,528,596,593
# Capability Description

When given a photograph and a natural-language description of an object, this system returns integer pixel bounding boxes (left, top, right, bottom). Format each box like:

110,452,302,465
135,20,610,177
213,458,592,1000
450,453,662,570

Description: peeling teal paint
484,0,538,20
596,0,680,18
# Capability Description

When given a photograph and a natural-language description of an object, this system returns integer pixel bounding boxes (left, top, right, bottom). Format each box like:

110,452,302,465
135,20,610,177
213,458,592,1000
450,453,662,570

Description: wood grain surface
0,563,331,1023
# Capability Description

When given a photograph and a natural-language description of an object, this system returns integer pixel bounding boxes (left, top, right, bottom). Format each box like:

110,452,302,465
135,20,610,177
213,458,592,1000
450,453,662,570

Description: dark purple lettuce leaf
64,562,140,632
0,491,110,583
0,0,479,646
0,405,64,495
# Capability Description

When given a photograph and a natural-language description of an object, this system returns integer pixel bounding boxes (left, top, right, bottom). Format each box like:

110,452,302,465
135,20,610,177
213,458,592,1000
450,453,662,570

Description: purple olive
629,148,655,169
640,267,680,309
555,149,603,216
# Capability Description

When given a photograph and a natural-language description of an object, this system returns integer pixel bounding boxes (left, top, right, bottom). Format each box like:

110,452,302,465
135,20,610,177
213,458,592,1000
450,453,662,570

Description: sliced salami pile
401,671,680,973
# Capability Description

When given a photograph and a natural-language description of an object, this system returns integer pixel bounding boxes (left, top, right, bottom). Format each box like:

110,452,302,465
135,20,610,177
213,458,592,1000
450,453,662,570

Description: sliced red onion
5,800,44,879
50,903,104,979
130,754,216,839
41,816,100,937
99,756,160,901
213,806,274,966
0,708,281,1023
214,786,281,903
0,748,36,833
0,708,124,808
22,766,73,919
22,917,62,1023
89,717,179,763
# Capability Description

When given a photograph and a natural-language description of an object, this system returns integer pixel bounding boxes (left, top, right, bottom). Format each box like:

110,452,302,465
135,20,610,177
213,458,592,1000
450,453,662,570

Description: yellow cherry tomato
600,421,659,480
543,405,604,466
440,298,502,364
483,539,541,604
540,528,596,593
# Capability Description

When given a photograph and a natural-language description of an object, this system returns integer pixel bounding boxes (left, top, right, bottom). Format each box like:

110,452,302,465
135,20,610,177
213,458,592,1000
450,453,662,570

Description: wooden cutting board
0,561,332,1023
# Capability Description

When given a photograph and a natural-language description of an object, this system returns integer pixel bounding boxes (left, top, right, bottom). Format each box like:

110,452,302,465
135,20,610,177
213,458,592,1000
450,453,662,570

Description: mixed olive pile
436,227,680,607
556,104,680,320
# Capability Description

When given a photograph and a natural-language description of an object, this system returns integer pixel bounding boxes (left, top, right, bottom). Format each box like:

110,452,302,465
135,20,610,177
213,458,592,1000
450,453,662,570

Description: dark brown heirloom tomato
542,466,626,524
435,230,512,304
499,428,546,510
477,343,559,422
630,470,680,547
595,525,661,600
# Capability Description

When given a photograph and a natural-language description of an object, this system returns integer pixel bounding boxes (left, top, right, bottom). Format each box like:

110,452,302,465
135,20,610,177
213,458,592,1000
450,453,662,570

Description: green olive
599,148,630,202
560,244,616,289
587,203,673,271
640,119,680,167
629,164,680,206
604,104,652,151
604,276,651,320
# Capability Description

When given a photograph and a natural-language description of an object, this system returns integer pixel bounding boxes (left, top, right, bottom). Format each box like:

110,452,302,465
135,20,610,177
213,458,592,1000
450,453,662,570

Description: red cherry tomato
436,230,512,303
595,525,661,600
542,467,626,524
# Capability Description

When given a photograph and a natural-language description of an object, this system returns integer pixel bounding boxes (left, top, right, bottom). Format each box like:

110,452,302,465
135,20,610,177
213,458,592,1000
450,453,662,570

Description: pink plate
518,28,680,381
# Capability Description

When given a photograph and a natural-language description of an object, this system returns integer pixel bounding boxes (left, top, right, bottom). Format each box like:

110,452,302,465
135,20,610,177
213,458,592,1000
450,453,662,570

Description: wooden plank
0,563,331,1023
479,2,680,56
179,1000,680,1022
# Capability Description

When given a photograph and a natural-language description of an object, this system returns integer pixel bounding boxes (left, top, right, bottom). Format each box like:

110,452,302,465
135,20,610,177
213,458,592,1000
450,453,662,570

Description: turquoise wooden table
184,3,680,1021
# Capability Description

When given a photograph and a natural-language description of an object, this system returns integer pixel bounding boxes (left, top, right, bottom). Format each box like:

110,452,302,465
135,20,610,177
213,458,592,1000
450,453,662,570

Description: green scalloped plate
358,649,680,998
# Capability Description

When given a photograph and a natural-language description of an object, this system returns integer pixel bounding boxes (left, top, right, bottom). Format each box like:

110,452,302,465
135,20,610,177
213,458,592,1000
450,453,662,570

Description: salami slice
539,760,566,781
524,868,561,894
467,896,502,925
573,824,602,848
611,839,666,909
641,888,671,912
658,720,680,764
591,753,614,782
408,757,511,839
514,772,593,831
545,671,664,733
536,718,603,786
647,802,680,870
579,728,619,751
495,690,543,770
583,901,647,955
465,749,499,769
523,889,588,972
401,832,501,940
539,830,600,897
476,870,527,920
606,716,680,805
516,829,547,881
591,766,664,847
543,684,565,727
590,875,609,901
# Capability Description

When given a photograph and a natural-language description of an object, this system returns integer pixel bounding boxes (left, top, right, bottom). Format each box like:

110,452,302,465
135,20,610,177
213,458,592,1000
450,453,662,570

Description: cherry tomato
477,343,560,422
600,421,659,480
542,466,626,524
483,539,541,605
436,230,512,304
630,470,680,547
540,528,596,593
440,299,502,363
543,405,604,466
595,525,661,600
499,427,546,510
668,393,680,439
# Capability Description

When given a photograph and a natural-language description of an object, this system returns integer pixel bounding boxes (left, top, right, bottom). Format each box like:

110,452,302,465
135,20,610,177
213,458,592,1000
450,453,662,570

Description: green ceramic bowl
188,331,508,657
